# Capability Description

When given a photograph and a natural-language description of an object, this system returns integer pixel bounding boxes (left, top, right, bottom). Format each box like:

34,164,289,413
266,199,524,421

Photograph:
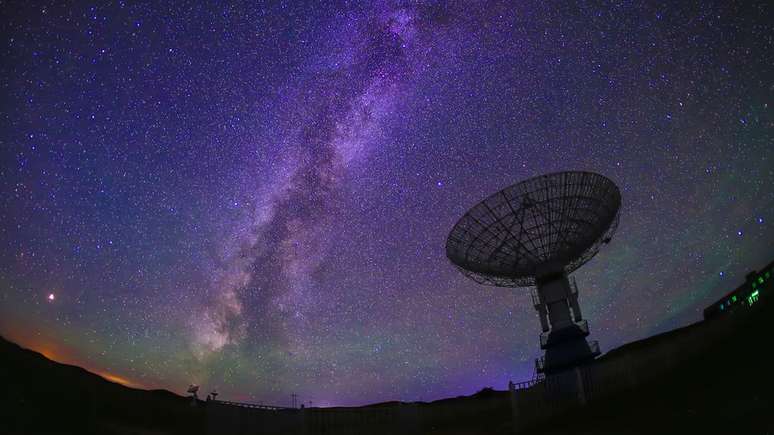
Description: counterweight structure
446,171,621,374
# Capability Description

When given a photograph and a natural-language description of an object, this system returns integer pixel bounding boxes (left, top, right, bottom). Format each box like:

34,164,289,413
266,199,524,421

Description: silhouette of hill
0,336,205,434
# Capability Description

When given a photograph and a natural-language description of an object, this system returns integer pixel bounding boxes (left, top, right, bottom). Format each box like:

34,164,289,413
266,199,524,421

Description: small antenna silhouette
187,384,199,398
187,384,199,406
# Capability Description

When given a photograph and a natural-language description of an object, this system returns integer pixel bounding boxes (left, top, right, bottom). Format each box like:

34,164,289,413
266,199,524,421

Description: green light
732,295,737,303
759,277,765,284
748,290,760,305
766,272,771,279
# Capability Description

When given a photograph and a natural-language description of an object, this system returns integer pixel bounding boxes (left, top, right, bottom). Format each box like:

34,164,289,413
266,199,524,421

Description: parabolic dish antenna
446,171,621,374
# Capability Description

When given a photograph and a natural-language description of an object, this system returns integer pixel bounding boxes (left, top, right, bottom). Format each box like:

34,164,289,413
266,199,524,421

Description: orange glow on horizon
96,371,143,389
2,332,145,391
10,335,71,366
37,347,58,361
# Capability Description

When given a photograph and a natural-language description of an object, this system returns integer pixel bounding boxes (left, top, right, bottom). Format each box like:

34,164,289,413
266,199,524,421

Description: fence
211,399,294,411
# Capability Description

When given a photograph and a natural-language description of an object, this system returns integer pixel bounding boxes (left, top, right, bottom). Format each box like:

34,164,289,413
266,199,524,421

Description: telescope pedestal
534,271,600,374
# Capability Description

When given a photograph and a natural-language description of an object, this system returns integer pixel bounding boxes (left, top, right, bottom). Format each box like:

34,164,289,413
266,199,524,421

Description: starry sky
1,1,773,407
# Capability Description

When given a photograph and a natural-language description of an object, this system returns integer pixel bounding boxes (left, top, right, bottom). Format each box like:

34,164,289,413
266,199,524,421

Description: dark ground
1,296,773,434
518,297,774,435
0,336,207,434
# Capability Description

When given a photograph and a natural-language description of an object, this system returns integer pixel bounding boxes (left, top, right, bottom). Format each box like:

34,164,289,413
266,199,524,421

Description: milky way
1,1,773,406
192,6,422,361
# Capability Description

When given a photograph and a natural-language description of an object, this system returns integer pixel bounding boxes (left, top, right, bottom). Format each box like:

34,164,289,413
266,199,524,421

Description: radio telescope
446,171,621,375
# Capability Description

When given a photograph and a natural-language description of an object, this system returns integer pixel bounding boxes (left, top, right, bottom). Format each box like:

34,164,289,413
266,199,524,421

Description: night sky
1,1,773,407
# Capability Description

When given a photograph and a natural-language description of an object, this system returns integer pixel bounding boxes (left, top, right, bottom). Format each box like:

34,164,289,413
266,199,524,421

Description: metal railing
539,320,589,348
588,340,601,356
530,287,541,308
570,276,579,295
510,377,545,391
535,340,601,373
577,319,589,335
535,357,545,373
212,400,295,411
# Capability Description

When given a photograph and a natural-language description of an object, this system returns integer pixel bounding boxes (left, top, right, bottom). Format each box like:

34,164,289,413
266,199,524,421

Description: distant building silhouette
704,259,773,319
